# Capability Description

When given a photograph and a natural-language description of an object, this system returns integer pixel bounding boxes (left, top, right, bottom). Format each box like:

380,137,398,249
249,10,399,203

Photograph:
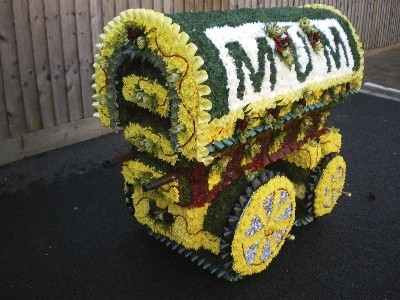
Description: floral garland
123,123,178,165
122,75,170,117
241,141,262,166
268,130,287,155
299,17,323,52
122,160,179,204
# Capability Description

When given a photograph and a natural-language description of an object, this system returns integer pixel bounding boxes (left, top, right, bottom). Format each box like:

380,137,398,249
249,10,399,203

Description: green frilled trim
168,7,361,119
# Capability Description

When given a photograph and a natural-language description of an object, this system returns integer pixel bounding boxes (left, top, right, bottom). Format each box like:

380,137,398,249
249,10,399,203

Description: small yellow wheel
307,153,347,217
220,171,296,276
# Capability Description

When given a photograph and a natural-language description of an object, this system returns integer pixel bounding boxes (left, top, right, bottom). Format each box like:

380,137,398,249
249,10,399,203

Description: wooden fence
1,0,400,165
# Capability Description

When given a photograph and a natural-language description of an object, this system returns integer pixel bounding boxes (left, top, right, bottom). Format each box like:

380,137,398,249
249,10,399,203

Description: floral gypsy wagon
92,5,363,280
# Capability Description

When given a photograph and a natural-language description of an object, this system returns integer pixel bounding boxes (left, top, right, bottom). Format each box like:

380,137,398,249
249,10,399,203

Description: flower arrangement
299,17,324,52
93,4,362,280
266,23,294,68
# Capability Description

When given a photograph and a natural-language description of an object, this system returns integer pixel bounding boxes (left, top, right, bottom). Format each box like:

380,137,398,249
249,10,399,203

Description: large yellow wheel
306,153,347,217
220,171,296,276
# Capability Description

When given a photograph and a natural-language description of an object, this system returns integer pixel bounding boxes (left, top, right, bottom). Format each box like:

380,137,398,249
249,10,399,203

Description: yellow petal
198,111,211,123
195,70,208,84
186,43,198,56
179,32,190,45
193,56,204,70
199,97,212,110
171,23,181,35
197,133,209,144
198,85,211,96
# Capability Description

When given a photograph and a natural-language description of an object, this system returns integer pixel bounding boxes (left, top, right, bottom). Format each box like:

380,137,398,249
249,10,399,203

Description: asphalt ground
1,93,399,299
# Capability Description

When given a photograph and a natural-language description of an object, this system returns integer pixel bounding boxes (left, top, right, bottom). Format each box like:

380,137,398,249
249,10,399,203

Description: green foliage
203,175,248,237
178,175,192,206
267,160,311,184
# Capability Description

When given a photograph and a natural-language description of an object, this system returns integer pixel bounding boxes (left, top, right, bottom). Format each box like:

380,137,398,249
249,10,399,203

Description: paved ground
362,47,400,100
1,93,400,299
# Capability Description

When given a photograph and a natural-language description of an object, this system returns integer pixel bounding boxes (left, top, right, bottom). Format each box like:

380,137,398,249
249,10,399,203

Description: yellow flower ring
230,175,296,276
313,154,346,217
306,153,346,217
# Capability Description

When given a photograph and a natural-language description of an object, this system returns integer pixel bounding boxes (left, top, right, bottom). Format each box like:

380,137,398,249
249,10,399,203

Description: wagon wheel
220,171,296,276
304,153,346,217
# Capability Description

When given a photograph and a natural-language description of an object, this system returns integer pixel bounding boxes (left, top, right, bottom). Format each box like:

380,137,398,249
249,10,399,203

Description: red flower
272,36,283,53
272,32,290,53
237,118,249,130
127,27,141,41
311,33,321,47
270,108,280,119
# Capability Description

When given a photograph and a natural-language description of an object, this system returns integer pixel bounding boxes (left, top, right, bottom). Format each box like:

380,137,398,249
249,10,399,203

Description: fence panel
76,0,95,118
60,0,84,122
0,0,27,138
44,0,70,125
29,0,56,129
13,0,42,133
115,0,129,14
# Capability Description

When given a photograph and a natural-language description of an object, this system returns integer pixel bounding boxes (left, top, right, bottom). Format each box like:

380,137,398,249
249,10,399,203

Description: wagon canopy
92,4,363,165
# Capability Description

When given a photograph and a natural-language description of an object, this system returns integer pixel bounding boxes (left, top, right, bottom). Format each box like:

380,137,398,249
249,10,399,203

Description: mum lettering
205,20,355,110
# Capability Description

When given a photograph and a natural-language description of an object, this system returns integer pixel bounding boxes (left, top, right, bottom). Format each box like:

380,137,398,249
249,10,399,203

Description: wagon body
93,5,363,279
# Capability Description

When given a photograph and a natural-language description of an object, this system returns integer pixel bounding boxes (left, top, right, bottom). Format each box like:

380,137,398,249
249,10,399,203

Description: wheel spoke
258,206,271,228
267,234,278,249
242,231,264,249
260,238,272,262
268,230,284,248
271,190,281,214
273,231,283,244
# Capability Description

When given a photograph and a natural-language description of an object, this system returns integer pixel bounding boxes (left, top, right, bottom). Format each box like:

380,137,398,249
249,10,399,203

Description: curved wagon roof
92,4,363,165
